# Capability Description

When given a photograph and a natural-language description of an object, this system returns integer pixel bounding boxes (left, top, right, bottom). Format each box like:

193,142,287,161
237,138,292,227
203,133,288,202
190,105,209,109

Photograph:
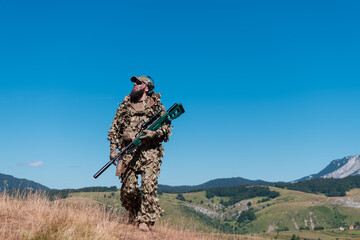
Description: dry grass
0,191,267,240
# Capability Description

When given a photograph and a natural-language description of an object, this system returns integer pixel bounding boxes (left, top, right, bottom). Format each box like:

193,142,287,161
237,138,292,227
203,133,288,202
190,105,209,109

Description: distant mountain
0,173,49,191
297,154,360,182
159,177,273,192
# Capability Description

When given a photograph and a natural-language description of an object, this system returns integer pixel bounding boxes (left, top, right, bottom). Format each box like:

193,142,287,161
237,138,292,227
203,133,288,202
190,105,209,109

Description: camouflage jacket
108,92,172,151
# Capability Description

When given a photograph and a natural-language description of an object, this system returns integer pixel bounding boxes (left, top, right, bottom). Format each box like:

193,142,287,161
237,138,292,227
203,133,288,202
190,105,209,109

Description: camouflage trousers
119,147,163,226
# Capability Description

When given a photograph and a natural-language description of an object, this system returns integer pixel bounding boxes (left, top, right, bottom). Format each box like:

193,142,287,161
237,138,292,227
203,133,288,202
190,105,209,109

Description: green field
263,229,360,240
69,187,360,239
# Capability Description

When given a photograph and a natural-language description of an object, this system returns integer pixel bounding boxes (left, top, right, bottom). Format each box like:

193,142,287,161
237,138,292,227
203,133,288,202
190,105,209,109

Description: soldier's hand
140,130,157,142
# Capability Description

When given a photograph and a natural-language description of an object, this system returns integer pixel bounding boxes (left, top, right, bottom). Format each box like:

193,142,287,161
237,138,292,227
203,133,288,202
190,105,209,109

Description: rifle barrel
93,159,114,179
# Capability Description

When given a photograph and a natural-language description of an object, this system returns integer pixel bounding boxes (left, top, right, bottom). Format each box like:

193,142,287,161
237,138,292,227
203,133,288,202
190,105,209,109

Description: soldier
108,76,172,231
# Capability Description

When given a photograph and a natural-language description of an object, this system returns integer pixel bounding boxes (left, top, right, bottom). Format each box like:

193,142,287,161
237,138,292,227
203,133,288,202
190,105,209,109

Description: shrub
176,193,186,201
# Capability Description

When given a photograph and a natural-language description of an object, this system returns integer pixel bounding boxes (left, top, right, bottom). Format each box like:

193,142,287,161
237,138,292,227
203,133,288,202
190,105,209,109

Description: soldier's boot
127,211,136,225
138,222,150,232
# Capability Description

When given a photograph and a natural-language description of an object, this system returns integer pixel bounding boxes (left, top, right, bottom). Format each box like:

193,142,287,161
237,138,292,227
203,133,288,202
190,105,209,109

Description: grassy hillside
0,191,265,240
69,190,219,233
69,191,123,211
157,187,360,238
264,229,360,240
63,186,360,239
0,173,49,191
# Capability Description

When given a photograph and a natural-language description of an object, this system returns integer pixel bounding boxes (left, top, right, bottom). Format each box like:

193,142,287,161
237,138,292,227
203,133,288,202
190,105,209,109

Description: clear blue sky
1,0,359,189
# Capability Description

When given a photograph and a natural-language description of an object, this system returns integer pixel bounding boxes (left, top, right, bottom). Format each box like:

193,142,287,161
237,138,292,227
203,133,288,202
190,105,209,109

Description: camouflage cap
131,76,154,91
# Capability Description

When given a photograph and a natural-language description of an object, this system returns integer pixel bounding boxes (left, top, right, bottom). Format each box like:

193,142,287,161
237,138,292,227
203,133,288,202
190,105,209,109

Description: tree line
206,185,280,206
274,175,360,197
47,186,118,199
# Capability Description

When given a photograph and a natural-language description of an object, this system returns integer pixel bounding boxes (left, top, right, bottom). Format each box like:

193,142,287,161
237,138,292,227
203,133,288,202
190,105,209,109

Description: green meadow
70,187,360,239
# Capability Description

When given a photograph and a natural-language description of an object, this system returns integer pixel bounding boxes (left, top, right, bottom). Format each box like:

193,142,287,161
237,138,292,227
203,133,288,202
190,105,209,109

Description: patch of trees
237,209,256,223
291,234,300,240
206,185,280,207
157,185,205,193
275,175,360,197
176,193,186,201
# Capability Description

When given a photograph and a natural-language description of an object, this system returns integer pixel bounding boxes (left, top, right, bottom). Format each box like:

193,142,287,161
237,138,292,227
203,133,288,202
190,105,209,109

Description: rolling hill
0,173,49,191
67,185,360,239
158,177,273,192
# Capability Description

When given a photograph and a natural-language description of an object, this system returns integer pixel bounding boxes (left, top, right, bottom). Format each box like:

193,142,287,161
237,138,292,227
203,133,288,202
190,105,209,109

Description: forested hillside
205,185,279,206
0,173,49,191
158,177,273,193
275,175,360,197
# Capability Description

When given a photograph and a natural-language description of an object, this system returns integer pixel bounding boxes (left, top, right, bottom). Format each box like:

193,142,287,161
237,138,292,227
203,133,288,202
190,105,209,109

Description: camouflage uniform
108,92,172,226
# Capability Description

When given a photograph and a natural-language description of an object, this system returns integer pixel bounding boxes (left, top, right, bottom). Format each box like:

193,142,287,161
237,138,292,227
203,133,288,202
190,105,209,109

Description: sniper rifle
93,103,185,179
